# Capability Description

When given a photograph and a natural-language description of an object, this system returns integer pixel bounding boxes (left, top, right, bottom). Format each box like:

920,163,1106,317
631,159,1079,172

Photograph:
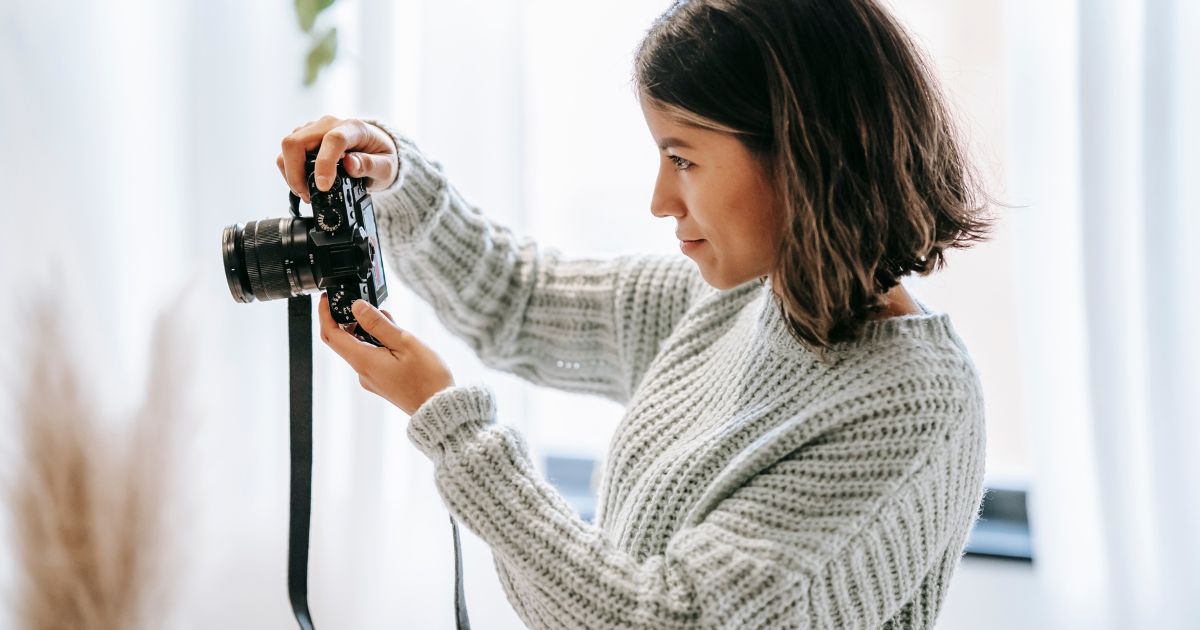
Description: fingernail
316,175,330,190
352,299,367,314
346,155,360,173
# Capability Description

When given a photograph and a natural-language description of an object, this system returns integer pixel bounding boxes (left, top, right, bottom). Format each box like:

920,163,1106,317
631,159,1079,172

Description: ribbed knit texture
364,120,988,629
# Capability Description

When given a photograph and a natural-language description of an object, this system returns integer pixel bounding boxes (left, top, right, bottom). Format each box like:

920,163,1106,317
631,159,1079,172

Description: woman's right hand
277,115,399,204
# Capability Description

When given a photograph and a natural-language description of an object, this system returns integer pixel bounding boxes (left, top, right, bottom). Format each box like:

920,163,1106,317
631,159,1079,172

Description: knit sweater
365,120,988,629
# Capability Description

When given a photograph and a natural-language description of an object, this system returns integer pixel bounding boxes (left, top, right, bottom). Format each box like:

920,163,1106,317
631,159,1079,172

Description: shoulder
684,332,986,523
831,325,986,431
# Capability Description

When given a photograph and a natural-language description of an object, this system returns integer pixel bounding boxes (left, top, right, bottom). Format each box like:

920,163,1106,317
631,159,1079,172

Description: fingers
279,116,400,200
281,132,316,203
344,152,398,191
313,120,369,191
277,120,314,185
343,153,361,176
280,115,341,203
318,293,375,371
350,300,408,348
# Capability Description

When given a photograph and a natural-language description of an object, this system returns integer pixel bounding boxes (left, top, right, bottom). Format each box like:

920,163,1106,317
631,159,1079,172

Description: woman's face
639,94,782,290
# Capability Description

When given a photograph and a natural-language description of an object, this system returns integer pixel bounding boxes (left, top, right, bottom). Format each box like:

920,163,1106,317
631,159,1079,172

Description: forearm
361,120,704,402
409,386,699,628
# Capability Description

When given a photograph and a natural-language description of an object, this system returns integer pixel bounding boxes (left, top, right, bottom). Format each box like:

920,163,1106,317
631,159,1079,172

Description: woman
278,0,995,627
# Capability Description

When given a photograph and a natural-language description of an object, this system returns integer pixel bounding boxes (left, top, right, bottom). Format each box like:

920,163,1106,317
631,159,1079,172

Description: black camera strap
451,514,471,629
285,295,471,630
287,295,316,630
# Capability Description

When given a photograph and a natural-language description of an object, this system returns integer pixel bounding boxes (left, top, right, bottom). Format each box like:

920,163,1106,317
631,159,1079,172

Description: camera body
296,150,389,324
222,149,389,340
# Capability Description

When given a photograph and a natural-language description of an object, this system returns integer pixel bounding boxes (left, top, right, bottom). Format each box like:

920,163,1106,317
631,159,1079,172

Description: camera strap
287,295,316,630
285,295,471,630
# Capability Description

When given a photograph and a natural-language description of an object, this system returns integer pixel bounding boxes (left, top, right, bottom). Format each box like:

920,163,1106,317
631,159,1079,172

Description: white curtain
1005,1,1200,628
1,0,644,626
8,0,1197,628
0,0,529,627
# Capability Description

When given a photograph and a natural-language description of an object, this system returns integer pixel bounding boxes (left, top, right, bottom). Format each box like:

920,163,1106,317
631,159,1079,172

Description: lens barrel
222,224,252,302
222,218,317,303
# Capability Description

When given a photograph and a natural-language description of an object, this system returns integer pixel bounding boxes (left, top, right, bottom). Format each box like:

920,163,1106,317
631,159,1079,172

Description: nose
650,164,686,219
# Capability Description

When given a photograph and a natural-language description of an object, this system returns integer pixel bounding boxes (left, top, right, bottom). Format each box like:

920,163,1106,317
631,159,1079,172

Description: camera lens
222,224,253,302
222,218,318,303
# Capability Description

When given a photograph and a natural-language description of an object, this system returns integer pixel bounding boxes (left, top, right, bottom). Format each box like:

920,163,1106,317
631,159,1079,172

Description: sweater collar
753,276,961,360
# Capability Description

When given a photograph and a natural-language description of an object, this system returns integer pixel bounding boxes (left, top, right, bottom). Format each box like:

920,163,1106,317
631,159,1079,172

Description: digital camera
222,149,388,343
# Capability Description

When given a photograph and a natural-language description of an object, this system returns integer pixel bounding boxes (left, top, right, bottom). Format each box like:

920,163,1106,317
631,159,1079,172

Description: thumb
351,300,406,348
344,152,396,190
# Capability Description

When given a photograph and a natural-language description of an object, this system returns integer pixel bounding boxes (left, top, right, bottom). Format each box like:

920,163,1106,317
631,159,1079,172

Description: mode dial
316,207,343,232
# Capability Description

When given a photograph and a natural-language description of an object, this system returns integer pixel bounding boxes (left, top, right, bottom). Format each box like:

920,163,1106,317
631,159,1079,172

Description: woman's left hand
318,293,455,416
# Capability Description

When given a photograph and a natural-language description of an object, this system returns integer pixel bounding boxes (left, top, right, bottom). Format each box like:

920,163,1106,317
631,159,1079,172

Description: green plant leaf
303,27,338,86
295,0,336,33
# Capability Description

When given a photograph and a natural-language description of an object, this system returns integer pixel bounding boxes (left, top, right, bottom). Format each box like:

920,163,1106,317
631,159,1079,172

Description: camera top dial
316,206,343,232
307,165,347,233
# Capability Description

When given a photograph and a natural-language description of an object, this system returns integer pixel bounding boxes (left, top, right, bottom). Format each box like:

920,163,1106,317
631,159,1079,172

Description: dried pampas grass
9,301,189,630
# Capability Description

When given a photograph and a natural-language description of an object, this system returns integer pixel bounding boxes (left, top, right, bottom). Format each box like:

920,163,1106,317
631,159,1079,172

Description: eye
667,154,693,171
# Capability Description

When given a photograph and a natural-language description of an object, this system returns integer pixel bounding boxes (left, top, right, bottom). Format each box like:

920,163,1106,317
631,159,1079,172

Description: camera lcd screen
363,209,388,298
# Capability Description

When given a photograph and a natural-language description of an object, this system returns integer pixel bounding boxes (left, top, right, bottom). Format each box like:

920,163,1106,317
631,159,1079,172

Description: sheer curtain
1005,1,1200,628
0,0,504,627
7,0,1197,628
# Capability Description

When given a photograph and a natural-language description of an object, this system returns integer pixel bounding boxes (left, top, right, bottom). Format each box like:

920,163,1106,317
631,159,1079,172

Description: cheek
720,200,780,273
752,208,781,251
686,174,776,265
742,180,781,254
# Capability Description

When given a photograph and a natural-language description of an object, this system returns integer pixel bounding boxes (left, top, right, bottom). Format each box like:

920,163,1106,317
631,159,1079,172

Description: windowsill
964,476,1032,561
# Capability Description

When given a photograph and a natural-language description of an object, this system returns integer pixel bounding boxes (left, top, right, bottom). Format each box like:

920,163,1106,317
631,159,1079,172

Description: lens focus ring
244,219,294,301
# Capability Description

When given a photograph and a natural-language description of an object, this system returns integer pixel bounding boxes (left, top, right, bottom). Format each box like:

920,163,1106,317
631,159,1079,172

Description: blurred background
0,0,1197,628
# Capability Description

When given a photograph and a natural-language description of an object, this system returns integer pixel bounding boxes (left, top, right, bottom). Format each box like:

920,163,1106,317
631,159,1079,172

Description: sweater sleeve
360,120,707,403
408,385,986,629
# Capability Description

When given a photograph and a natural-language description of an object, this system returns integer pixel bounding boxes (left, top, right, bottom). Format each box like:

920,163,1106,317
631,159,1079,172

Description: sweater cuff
361,119,448,249
407,384,497,460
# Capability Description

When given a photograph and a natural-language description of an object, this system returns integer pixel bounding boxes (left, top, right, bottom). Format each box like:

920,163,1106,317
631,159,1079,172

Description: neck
764,276,921,319
868,283,921,319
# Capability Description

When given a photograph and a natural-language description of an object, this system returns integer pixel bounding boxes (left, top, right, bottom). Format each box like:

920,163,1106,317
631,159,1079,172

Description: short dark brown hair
634,0,998,360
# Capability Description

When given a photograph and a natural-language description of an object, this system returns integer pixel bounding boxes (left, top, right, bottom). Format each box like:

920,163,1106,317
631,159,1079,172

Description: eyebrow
658,136,695,151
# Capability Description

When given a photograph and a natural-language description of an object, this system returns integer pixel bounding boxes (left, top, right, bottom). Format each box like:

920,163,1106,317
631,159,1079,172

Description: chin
696,267,746,291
